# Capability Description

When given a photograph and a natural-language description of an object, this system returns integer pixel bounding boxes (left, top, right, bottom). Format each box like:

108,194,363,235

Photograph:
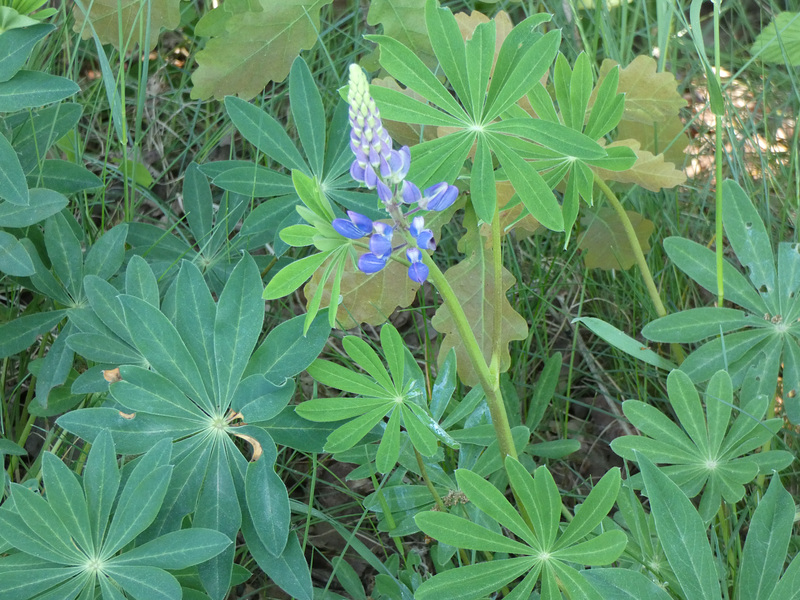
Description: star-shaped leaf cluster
415,460,626,600
611,369,793,522
298,323,457,473
0,431,231,600
642,180,800,421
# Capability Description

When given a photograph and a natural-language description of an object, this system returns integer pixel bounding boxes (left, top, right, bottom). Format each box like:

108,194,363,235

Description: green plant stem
713,0,725,306
420,252,517,461
301,453,319,553
369,471,405,563
491,203,503,376
414,448,446,512
594,176,667,318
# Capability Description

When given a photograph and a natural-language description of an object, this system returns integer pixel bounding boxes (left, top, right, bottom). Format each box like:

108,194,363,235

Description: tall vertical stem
421,252,518,461
713,0,725,306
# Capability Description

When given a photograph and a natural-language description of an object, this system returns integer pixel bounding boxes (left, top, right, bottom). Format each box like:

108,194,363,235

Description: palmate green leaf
416,459,624,599
0,188,68,227
0,230,34,275
573,317,678,372
246,457,290,556
192,0,334,100
0,131,28,205
0,22,53,82
214,253,263,407
119,294,214,413
0,71,79,112
224,96,307,173
642,307,753,343
321,404,392,454
636,451,721,600
722,180,777,311
738,475,794,600
0,432,228,600
613,370,791,522
289,57,325,176
415,557,537,600
243,526,313,600
456,467,536,546
582,568,674,600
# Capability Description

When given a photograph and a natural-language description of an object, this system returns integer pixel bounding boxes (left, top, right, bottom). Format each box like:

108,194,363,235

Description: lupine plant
1,1,798,599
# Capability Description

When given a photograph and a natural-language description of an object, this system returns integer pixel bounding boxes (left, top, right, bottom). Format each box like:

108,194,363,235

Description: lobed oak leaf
595,139,686,192
750,12,800,66
597,55,687,124
367,0,436,69
479,180,539,244
191,0,333,100
304,253,420,330
616,115,688,167
431,245,528,387
72,0,179,50
577,206,654,270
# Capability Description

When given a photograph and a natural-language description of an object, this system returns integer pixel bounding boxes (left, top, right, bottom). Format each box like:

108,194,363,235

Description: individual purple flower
369,222,394,258
332,211,373,239
401,180,421,205
409,216,435,251
377,180,393,204
419,182,459,211
406,247,429,283
358,253,389,274
380,146,411,184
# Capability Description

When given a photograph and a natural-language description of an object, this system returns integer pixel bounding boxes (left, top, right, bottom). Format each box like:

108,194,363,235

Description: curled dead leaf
234,433,263,461
103,368,122,383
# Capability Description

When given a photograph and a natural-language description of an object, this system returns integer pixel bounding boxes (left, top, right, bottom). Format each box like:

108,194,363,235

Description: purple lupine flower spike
332,211,373,239
348,64,394,190
406,248,429,283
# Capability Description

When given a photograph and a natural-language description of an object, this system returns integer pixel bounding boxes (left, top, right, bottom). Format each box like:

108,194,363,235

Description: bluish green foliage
1,2,797,600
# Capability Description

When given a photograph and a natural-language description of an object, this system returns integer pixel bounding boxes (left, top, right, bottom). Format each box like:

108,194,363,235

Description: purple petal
407,262,428,283
347,211,374,236
409,216,425,238
350,161,365,184
401,181,421,205
379,154,392,178
370,233,393,258
358,253,388,274
363,165,378,189
415,230,436,251
333,218,369,239
377,180,393,204
368,145,380,167
406,247,421,262
426,184,459,211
